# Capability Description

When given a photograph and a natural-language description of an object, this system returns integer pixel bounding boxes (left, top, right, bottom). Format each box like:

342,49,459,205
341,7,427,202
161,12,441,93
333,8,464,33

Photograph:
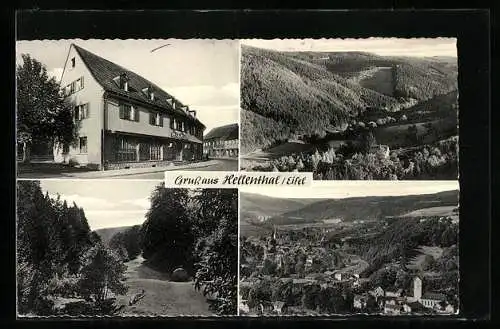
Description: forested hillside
17,181,126,316
270,190,458,225
241,45,457,153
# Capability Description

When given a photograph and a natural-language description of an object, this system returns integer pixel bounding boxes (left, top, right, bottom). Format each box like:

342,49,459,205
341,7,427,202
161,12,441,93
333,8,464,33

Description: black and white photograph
240,38,458,180
16,39,240,179
239,181,459,316
16,180,238,317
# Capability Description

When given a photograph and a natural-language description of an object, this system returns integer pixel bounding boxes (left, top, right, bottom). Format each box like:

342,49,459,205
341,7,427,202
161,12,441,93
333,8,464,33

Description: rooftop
72,44,205,128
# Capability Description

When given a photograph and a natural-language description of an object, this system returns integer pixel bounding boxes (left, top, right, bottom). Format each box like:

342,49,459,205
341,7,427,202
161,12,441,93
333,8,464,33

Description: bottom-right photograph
239,181,459,316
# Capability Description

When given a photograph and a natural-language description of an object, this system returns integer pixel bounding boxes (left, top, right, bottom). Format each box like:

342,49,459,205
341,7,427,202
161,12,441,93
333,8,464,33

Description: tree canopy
16,54,78,160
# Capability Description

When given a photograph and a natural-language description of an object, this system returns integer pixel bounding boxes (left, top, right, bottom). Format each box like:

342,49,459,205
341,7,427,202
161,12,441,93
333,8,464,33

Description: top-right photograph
240,38,458,180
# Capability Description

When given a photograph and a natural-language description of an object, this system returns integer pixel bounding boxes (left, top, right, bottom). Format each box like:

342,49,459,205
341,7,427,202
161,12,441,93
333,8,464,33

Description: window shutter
84,103,89,118
149,112,154,125
80,76,84,89
74,106,79,120
119,104,125,119
160,116,164,127
134,107,139,121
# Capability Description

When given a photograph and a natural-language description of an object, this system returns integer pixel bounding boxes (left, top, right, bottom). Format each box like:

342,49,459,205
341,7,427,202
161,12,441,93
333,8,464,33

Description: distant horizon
240,181,459,199
242,44,457,59
241,38,457,58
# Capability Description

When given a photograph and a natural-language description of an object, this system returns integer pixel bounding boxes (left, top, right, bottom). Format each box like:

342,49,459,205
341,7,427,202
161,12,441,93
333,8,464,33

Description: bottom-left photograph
16,180,238,317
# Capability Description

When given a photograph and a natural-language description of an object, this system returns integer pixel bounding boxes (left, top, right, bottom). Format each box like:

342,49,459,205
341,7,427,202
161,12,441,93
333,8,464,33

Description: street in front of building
110,158,238,179
17,158,238,179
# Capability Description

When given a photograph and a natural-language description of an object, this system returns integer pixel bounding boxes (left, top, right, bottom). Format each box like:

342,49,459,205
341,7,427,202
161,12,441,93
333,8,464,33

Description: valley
240,46,458,180
239,190,459,316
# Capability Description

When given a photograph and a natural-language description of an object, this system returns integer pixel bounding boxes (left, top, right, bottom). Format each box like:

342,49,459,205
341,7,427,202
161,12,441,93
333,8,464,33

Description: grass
400,206,457,218
374,118,457,148
357,66,394,96
407,246,444,271
113,255,215,316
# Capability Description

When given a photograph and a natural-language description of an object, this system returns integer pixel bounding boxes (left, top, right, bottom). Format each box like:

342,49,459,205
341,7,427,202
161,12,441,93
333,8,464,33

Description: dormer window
114,73,129,91
142,86,155,101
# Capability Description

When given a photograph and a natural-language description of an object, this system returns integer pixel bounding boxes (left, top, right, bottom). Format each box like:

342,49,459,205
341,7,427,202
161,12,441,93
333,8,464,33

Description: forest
250,134,458,180
17,180,124,316
240,45,458,167
17,181,238,316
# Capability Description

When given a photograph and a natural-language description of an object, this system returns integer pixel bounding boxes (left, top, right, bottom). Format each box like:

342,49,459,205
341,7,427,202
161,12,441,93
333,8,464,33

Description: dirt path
115,256,214,316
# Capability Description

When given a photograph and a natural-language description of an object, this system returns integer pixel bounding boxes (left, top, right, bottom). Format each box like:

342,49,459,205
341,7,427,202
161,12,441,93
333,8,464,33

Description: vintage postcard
239,181,459,316
16,39,240,179
239,38,458,180
16,180,238,317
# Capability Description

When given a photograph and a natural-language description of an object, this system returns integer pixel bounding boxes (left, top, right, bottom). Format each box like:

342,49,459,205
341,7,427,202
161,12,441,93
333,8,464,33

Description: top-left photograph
16,39,240,179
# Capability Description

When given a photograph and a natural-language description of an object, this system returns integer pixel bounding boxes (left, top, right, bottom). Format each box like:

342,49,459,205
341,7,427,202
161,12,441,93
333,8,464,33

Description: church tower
413,276,422,301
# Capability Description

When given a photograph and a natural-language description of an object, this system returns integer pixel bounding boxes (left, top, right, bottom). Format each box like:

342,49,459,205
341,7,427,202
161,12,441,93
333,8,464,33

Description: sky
241,38,457,57
16,39,240,133
240,180,459,199
40,180,161,230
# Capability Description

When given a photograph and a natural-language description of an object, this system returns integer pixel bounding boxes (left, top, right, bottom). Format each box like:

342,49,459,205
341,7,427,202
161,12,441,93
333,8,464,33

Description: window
116,137,137,162
71,57,75,68
74,103,89,120
63,144,70,153
119,103,138,121
139,143,162,161
77,77,84,90
150,144,161,160
171,118,180,130
149,112,162,126
70,81,76,94
79,137,88,153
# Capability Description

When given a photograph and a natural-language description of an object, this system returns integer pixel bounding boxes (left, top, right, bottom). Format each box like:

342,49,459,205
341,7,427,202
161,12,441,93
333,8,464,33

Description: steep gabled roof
72,44,205,128
204,123,239,140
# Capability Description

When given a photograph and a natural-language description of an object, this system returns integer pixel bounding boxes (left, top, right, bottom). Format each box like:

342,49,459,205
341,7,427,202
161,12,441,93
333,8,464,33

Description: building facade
54,44,205,170
203,123,238,158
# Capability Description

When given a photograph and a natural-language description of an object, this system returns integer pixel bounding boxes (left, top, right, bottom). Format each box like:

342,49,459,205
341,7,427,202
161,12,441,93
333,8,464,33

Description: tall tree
16,54,78,162
141,185,194,273
78,244,128,303
359,130,377,154
193,189,238,315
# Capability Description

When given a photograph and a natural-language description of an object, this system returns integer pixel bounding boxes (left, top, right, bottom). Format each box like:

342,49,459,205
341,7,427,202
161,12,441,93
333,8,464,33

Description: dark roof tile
72,44,205,128
204,123,239,140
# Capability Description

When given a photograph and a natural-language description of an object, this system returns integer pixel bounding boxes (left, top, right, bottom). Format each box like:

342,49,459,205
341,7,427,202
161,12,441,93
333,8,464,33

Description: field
356,66,394,96
400,205,458,219
407,246,445,271
374,117,457,148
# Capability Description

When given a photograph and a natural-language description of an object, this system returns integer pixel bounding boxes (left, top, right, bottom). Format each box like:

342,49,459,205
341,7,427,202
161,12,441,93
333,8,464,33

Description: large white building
52,44,206,170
